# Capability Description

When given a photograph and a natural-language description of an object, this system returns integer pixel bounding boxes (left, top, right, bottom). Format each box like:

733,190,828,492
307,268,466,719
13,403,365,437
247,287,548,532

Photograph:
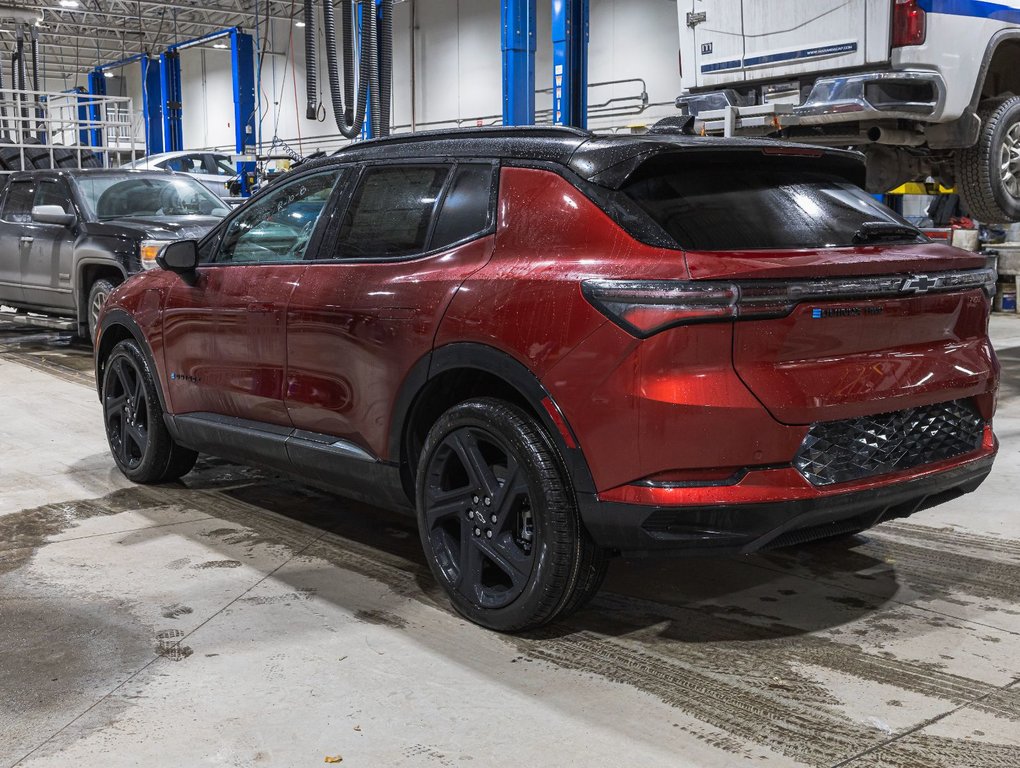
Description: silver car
121,151,237,198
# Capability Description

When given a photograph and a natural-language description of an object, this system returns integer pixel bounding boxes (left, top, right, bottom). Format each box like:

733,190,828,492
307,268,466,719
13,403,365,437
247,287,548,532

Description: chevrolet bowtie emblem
901,274,938,294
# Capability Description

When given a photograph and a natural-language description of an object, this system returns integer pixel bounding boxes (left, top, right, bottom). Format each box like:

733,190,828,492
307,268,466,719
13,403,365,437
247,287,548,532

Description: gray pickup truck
0,169,228,340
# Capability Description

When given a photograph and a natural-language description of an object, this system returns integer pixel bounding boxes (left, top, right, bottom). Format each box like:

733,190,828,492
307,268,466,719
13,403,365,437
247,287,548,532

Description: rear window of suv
621,156,924,251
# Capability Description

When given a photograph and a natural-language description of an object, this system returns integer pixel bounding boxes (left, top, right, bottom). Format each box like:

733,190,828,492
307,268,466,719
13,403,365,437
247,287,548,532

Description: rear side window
337,164,450,258
3,181,35,223
166,155,205,173
431,164,495,250
622,157,922,251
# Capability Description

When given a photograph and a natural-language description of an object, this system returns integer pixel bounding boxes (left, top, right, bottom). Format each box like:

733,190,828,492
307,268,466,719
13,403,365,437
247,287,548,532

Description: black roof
329,126,865,188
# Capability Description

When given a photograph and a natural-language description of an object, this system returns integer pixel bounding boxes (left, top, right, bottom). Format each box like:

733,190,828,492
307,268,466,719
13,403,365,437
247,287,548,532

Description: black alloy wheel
416,398,608,632
101,339,198,483
422,425,536,610
104,351,150,471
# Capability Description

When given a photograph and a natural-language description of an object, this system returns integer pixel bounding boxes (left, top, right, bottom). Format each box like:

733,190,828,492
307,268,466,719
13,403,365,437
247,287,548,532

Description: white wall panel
153,0,682,153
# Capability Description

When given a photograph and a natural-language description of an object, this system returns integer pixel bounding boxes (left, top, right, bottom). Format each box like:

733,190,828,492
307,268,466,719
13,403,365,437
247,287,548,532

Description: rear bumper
676,69,946,126
796,70,946,124
578,447,996,557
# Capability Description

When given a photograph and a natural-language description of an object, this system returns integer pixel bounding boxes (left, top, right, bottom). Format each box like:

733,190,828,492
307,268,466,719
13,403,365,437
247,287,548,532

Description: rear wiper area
852,221,924,244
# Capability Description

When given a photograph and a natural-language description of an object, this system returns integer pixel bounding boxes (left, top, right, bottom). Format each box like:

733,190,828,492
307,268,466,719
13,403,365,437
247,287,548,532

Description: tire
79,150,102,169
956,95,1020,223
87,278,117,343
415,397,605,632
101,339,198,484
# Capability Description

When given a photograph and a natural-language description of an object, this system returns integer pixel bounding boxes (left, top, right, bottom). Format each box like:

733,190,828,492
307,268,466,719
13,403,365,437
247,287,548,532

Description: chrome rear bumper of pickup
676,70,946,131
797,70,945,123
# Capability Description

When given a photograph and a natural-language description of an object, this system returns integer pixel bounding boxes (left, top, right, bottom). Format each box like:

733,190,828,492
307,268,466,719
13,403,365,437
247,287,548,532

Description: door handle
19,236,33,245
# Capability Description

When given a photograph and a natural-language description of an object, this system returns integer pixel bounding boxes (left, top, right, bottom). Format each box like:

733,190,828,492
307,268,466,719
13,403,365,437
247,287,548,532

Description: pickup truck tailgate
684,0,891,90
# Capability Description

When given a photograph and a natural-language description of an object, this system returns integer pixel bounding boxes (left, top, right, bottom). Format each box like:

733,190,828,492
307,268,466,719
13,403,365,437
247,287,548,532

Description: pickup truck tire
956,96,1020,223
87,279,118,343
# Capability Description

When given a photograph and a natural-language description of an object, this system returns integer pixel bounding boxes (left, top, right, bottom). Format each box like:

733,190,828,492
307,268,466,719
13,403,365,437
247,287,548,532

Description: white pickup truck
675,1,1020,222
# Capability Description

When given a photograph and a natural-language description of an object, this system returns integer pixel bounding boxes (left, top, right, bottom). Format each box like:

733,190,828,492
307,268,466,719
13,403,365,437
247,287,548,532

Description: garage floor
1,313,1019,768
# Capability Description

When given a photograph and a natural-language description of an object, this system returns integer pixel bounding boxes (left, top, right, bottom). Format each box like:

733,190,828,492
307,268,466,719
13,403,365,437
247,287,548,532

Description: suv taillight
893,0,926,47
582,270,996,338
582,280,748,337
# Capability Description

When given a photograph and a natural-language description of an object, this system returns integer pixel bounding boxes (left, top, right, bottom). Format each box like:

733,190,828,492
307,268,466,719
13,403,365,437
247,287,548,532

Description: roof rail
334,125,592,153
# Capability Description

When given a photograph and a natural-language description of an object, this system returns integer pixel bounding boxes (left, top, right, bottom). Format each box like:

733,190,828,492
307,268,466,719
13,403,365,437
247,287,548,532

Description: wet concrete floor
1,312,1019,767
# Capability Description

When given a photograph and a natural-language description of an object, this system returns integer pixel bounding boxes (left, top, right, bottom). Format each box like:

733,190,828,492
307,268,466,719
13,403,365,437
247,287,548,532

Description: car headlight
139,240,168,270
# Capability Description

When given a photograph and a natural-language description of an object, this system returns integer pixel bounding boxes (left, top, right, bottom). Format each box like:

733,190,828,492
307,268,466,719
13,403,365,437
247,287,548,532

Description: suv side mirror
31,205,75,227
157,240,199,274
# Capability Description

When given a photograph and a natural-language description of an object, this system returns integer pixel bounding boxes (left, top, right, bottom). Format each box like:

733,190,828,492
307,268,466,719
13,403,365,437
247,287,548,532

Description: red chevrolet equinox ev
95,127,999,631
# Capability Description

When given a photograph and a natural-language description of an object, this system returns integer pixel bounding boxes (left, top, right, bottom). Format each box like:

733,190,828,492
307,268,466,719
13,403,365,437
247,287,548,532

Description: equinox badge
901,274,939,294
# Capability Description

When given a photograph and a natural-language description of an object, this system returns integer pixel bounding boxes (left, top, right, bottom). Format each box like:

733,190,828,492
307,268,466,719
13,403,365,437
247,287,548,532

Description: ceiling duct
0,6,44,25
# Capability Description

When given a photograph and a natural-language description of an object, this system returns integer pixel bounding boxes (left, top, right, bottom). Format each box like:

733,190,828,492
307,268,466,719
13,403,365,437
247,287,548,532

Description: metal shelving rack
0,86,141,175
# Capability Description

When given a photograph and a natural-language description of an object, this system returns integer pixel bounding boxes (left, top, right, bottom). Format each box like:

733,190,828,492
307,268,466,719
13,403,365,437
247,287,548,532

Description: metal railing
0,87,142,174
203,77,668,159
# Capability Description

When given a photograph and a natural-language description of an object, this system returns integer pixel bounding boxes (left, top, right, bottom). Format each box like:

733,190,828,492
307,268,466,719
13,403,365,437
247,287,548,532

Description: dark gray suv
0,169,228,340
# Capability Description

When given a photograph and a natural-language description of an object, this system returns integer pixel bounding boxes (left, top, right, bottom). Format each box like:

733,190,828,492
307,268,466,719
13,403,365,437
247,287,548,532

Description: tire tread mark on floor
831,678,1020,768
878,522,1020,560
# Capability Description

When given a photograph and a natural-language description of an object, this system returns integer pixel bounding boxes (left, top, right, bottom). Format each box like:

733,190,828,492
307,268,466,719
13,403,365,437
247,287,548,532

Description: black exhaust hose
30,32,39,91
304,0,318,119
367,2,380,137
341,0,355,125
0,60,8,138
30,29,43,132
323,0,368,138
15,35,26,136
16,36,25,91
377,0,392,136
8,53,15,142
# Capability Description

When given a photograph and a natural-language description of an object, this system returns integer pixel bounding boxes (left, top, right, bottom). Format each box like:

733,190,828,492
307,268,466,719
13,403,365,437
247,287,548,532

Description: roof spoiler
569,139,866,190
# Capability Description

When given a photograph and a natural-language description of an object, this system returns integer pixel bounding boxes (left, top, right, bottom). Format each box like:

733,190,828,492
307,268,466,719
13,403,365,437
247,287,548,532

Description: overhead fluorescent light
295,20,306,27
59,0,80,8
103,71,113,78
213,43,227,48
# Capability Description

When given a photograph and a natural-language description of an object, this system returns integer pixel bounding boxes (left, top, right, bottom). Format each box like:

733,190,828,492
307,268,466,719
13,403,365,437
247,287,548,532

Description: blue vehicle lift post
66,87,89,148
141,57,163,155
551,0,588,128
158,49,183,153
228,29,257,195
91,54,163,157
85,68,107,152
501,0,536,126
158,27,257,195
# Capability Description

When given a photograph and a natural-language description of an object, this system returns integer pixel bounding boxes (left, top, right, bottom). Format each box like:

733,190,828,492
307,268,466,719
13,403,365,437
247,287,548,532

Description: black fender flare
970,29,1020,111
74,256,128,326
95,308,168,414
389,342,597,497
